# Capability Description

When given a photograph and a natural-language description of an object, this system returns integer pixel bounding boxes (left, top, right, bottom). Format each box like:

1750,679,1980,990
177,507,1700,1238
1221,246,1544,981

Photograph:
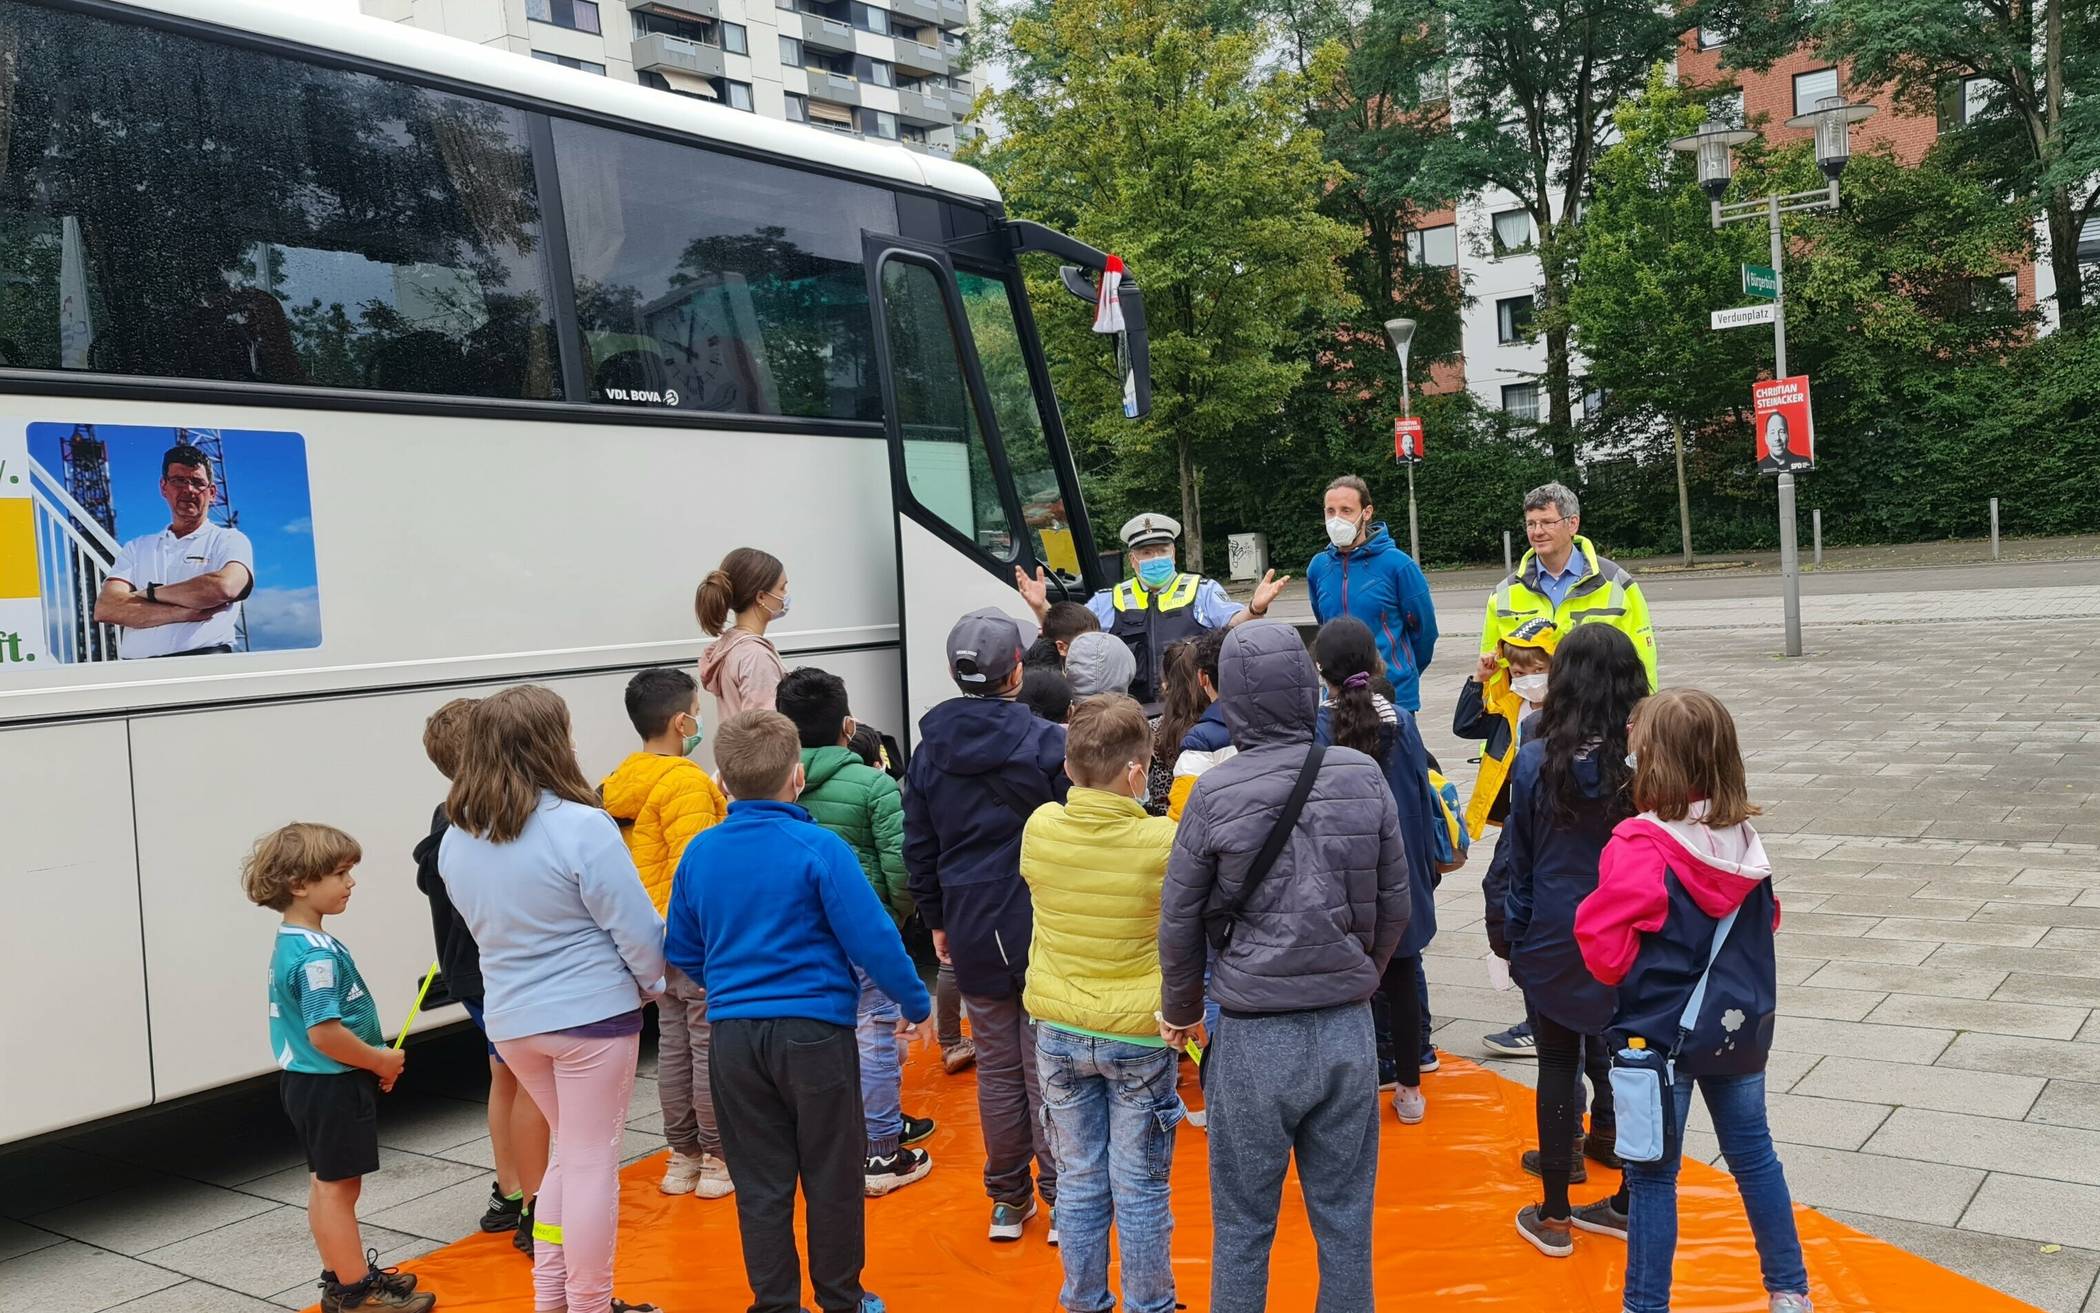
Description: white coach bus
0,0,1146,1144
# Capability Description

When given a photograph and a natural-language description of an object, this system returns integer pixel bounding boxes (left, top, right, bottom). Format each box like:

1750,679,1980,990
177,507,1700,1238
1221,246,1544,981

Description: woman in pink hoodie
1575,688,1808,1313
695,547,790,722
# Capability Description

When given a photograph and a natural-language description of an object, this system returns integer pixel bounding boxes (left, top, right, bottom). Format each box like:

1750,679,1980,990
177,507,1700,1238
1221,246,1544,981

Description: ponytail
694,546,785,637
1313,617,1388,759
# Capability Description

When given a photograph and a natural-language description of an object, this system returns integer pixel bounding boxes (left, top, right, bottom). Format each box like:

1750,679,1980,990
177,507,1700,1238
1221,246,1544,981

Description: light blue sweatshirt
439,792,667,1043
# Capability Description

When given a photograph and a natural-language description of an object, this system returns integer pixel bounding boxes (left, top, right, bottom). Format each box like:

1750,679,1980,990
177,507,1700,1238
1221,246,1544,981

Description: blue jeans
1622,1071,1808,1313
855,967,903,1157
1035,1025,1180,1313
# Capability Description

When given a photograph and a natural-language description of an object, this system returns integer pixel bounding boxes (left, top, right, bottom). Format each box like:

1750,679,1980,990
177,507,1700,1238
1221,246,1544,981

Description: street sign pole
1770,195,1803,658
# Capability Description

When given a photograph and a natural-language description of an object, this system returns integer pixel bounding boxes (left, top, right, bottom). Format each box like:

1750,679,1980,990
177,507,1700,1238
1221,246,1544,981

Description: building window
1697,26,1730,49
862,108,899,139
1491,209,1533,257
1579,379,1608,417
525,0,600,35
1496,294,1534,344
1418,65,1449,103
852,3,891,34
1938,76,1991,130
633,10,711,41
901,123,929,143
532,51,607,74
780,35,803,66
723,79,754,112
2079,215,2100,263
861,57,895,86
1793,67,1840,117
1405,223,1457,269
1710,89,1746,128
1502,383,1540,423
785,91,808,121
807,98,855,130
721,21,748,54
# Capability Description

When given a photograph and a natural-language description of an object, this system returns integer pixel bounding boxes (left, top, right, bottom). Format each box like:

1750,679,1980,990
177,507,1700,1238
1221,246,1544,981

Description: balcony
892,35,949,75
905,137,955,157
625,0,720,20
937,0,969,27
792,10,855,52
632,31,726,79
890,0,940,24
941,80,974,114
807,70,863,106
896,86,955,126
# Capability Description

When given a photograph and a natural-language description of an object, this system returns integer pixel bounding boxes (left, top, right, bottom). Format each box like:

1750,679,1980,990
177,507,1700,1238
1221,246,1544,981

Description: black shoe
478,1183,522,1233
864,1147,933,1197
514,1200,535,1258
1521,1148,1588,1184
900,1113,936,1146
1377,1056,1399,1091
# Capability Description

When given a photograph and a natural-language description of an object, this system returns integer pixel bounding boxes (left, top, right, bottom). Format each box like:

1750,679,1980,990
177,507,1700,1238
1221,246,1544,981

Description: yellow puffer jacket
1020,787,1177,1037
599,752,728,914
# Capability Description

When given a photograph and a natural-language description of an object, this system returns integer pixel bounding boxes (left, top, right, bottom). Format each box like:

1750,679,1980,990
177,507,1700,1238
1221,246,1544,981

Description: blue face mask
1136,557,1176,588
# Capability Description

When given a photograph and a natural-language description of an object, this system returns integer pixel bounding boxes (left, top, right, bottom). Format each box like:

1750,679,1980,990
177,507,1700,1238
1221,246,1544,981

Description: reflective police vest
1109,572,1206,708
1480,536,1658,691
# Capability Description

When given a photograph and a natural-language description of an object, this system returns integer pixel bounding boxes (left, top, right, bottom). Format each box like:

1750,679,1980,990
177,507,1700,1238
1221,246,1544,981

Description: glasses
1524,517,1565,532
163,476,213,492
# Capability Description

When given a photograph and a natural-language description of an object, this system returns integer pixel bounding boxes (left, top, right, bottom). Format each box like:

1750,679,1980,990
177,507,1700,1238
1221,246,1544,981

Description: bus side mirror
1058,264,1152,420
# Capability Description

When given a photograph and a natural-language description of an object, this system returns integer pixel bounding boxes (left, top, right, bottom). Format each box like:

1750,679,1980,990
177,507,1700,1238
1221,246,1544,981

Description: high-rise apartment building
360,0,980,157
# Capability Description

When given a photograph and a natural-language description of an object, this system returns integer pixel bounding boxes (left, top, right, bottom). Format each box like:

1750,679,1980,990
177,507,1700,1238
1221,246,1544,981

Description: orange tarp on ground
359,1052,2040,1313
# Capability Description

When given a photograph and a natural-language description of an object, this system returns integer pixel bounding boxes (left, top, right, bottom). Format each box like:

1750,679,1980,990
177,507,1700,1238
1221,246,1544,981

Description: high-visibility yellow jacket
599,753,728,914
1019,786,1177,1038
1479,536,1658,691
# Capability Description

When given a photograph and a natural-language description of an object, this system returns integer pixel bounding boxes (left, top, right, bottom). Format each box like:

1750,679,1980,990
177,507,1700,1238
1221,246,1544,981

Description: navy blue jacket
1306,524,1438,711
1502,740,1625,1034
903,694,1069,998
1317,697,1437,959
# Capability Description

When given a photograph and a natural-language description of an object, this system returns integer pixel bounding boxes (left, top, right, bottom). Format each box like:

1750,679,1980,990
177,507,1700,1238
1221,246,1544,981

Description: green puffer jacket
799,745,912,926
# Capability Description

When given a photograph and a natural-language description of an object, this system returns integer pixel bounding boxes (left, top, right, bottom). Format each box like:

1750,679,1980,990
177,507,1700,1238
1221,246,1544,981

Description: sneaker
987,1197,1037,1241
1584,1130,1622,1170
864,1147,933,1197
320,1275,436,1313
660,1149,706,1195
1521,1147,1588,1184
942,1041,977,1074
900,1114,936,1146
1046,1206,1058,1247
1184,1105,1207,1130
1392,1086,1426,1124
861,1297,889,1313
1377,1056,1399,1091
609,1301,662,1312
363,1250,417,1298
693,1152,734,1200
1515,1204,1573,1259
1570,1196,1629,1240
1419,1049,1441,1074
1483,1023,1537,1058
1769,1295,1814,1313
478,1183,522,1233
513,1200,535,1258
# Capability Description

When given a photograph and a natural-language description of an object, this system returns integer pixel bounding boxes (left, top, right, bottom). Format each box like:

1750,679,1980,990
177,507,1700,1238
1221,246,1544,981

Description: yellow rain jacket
599,753,728,914
1019,787,1177,1038
1479,536,1657,691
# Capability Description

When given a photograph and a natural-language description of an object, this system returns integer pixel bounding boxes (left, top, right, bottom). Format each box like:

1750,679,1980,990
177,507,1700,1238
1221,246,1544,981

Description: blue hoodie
665,800,930,1027
1307,523,1439,711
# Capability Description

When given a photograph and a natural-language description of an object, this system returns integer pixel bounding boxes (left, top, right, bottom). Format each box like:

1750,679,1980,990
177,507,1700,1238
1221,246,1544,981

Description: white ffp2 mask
1325,516,1360,549
1511,673,1549,704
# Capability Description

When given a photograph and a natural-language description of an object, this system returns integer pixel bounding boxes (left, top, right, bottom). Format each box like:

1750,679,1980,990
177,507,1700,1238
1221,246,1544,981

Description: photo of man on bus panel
27,422,322,663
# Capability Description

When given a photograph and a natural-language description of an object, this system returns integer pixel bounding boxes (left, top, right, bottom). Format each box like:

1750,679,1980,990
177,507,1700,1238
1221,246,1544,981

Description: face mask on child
681,712,705,757
1510,673,1549,704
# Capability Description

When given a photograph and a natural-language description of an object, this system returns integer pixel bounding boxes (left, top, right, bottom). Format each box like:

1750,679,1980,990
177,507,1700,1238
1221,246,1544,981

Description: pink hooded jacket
1576,805,1781,988
699,628,785,720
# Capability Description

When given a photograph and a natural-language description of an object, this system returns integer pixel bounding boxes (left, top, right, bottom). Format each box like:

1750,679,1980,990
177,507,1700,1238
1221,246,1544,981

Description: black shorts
280,1069,380,1182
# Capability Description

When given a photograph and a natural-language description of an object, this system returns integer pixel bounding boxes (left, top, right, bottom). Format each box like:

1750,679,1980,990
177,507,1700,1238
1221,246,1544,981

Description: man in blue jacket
904,609,1070,1244
1307,475,1439,711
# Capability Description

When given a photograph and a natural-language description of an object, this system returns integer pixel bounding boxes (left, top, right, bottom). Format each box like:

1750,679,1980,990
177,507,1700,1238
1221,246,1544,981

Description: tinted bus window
549,117,895,419
0,4,562,398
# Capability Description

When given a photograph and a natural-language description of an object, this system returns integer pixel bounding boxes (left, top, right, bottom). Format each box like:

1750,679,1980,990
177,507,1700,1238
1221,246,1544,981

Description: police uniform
1084,513,1244,707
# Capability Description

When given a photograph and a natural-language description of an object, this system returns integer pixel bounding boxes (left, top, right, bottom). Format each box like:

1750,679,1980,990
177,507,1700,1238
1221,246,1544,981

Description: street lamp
1668,96,1876,658
1383,317,1421,561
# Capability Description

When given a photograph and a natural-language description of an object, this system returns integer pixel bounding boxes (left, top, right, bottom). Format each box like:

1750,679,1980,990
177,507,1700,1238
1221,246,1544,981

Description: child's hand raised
1475,652,1499,685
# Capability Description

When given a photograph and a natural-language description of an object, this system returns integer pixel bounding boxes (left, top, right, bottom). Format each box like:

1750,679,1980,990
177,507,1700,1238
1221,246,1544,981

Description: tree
972,0,1358,569
1703,0,2100,324
1417,0,1690,470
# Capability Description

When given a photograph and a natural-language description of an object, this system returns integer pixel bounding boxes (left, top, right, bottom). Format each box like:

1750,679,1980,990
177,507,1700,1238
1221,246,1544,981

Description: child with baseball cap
903,608,1070,1242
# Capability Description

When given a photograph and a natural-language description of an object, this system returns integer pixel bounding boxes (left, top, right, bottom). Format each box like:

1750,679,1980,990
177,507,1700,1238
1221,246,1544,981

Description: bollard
1990,497,2000,560
1503,531,1513,575
1812,509,1822,568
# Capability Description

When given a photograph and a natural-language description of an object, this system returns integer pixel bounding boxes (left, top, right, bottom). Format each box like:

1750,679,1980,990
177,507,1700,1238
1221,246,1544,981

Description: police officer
1014,512,1289,708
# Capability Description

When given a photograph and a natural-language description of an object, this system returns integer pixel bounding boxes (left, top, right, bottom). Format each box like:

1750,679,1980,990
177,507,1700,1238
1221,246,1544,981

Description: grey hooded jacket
1064,630,1137,698
1158,622,1411,1023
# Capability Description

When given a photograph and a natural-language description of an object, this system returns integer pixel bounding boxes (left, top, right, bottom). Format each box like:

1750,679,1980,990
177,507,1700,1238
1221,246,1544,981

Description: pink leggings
496,1030,641,1313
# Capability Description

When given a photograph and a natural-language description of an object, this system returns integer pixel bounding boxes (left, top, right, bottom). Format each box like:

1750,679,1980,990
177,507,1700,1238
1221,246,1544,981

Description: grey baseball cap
947,609,1026,690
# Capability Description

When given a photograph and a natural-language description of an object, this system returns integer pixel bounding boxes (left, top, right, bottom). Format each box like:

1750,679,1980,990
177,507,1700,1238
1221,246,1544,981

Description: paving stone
1940,1033,2100,1084
0,1240,185,1313
1930,943,2100,980
1822,1209,2100,1313
1685,1091,1891,1151
26,1175,280,1256
0,1144,138,1218
141,1205,424,1299
1763,1049,1823,1094
363,1174,503,1244
1778,911,1881,937
1864,994,2091,1040
1776,957,1827,986
1775,870,1929,897
1961,1173,2100,1249
1784,985,1890,1021
1773,1143,1984,1225
1864,917,2049,946
1770,1015,1955,1065
2027,1082,2100,1133
1777,932,1936,966
1996,975,2100,1008
1818,891,1987,920
2043,927,2100,952
1979,900,2100,927
0,1219,62,1264
1868,1108,2100,1186
239,1147,479,1213
372,1093,496,1157
104,1280,290,1313
1793,1055,2044,1120
1802,961,2009,1000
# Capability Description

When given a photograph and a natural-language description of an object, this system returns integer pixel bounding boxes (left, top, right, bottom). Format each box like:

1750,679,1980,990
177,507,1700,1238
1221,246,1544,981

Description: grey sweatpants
1206,1001,1379,1313
657,965,721,1157
962,991,1058,1206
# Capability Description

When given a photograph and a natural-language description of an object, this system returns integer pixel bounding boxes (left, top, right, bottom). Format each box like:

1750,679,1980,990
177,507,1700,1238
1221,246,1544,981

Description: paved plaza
1,557,2097,1312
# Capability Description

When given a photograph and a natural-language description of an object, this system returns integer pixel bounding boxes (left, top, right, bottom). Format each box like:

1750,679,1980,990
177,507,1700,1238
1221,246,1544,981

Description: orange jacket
599,753,727,914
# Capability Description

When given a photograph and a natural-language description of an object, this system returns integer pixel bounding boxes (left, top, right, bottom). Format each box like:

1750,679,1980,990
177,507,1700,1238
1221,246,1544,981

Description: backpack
1427,768,1470,873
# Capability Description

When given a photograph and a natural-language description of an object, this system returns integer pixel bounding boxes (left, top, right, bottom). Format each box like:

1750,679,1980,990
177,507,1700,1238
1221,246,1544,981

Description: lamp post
1669,96,1875,658
1384,317,1421,561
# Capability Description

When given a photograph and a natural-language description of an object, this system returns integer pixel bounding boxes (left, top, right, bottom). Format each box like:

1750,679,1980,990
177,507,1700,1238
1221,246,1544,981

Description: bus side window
879,257,1013,558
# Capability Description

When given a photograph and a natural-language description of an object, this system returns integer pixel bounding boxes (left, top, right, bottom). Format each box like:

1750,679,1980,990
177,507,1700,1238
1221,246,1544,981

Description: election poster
1754,376,1815,474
